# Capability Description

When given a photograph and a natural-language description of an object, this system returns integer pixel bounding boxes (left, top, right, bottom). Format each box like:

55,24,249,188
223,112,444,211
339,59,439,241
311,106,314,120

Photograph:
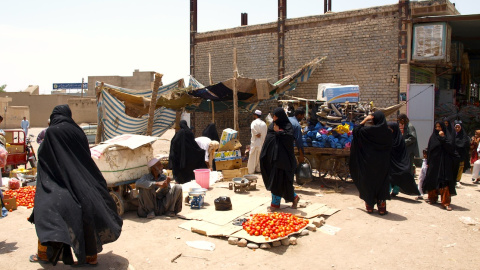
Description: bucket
194,169,210,189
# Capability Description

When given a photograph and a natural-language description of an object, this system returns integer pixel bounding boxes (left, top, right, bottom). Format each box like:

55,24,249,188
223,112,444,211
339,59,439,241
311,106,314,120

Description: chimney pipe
324,0,332,13
241,13,248,26
328,0,332,12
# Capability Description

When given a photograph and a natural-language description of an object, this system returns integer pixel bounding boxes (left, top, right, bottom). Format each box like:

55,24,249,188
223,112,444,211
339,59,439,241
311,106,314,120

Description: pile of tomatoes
242,212,309,240
4,186,36,209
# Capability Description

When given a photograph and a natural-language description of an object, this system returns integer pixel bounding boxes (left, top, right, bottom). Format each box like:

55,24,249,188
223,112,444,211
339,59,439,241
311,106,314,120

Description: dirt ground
2,127,480,270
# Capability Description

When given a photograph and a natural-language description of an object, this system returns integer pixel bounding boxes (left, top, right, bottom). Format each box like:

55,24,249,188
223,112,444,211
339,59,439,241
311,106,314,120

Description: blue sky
0,0,478,94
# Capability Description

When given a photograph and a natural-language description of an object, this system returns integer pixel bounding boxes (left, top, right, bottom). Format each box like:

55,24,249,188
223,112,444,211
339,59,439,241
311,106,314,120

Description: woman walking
260,108,300,211
423,121,456,211
453,121,470,185
350,111,392,215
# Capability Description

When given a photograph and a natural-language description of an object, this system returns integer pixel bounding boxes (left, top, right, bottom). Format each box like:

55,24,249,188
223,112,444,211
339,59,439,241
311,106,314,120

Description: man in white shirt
21,116,30,137
195,136,219,170
247,110,267,174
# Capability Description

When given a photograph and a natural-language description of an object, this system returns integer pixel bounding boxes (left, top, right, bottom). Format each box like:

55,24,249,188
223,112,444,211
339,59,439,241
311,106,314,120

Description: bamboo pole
147,73,163,136
209,53,215,123
233,48,239,133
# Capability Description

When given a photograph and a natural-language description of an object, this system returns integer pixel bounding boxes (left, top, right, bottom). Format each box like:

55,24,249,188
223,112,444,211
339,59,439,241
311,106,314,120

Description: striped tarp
96,80,182,141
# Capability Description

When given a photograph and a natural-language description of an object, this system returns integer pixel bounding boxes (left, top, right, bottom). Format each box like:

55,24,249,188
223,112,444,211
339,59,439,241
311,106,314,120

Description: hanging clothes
387,122,421,196
32,105,123,265
349,111,393,207
169,120,207,184
260,108,297,203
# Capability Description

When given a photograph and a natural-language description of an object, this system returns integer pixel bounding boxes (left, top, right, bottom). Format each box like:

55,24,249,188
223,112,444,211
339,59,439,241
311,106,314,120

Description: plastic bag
265,113,273,127
295,162,313,185
0,147,7,168
8,178,20,190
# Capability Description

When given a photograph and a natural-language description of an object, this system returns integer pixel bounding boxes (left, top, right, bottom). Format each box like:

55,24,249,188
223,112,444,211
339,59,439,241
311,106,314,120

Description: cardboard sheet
179,220,243,237
182,195,270,226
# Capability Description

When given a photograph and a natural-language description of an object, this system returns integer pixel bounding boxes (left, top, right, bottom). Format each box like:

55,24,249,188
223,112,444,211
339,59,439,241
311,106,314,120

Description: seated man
136,156,183,218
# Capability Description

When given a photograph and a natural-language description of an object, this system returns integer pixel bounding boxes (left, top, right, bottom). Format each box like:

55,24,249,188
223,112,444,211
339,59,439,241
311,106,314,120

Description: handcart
107,179,139,216
296,147,350,184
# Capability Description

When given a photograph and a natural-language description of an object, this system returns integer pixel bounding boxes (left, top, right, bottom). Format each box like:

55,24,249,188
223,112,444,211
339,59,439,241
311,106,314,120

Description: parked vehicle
2,129,36,176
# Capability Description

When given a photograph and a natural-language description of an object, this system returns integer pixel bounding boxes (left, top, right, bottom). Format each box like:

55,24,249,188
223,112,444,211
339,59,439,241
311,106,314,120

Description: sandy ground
2,127,480,270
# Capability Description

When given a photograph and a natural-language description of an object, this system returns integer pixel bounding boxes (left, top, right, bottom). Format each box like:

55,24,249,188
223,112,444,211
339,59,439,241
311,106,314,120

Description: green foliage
0,84,6,92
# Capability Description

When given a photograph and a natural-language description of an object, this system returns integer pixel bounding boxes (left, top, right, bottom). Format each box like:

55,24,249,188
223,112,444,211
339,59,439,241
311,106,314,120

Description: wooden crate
215,159,241,171
222,167,248,181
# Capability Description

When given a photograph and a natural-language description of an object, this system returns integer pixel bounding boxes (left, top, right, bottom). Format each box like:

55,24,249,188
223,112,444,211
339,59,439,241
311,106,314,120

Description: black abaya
260,108,297,202
202,123,220,142
169,120,207,184
387,122,421,195
349,111,393,206
422,121,456,195
33,105,123,265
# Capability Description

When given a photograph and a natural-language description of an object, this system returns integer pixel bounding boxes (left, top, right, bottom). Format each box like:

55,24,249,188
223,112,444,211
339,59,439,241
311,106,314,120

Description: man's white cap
147,154,167,168
254,110,262,116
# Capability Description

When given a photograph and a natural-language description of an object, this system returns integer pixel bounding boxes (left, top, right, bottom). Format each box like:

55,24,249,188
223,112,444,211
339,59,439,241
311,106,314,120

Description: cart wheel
110,191,125,216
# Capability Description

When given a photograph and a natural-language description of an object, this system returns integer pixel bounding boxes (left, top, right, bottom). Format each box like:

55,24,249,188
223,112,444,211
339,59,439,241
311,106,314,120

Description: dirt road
2,128,480,269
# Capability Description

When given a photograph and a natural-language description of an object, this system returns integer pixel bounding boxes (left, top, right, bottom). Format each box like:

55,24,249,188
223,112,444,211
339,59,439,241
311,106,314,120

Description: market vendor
136,156,183,219
195,136,220,169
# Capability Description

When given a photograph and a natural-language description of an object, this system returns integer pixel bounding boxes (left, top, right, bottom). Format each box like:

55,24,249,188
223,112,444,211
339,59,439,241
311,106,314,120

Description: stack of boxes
215,128,241,171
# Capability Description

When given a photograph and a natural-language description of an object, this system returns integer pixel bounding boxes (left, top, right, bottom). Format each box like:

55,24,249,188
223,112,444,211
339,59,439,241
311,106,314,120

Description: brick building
190,0,464,148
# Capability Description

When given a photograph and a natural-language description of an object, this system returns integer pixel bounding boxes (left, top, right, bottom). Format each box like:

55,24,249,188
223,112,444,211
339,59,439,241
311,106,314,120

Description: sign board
52,83,88,89
412,22,450,61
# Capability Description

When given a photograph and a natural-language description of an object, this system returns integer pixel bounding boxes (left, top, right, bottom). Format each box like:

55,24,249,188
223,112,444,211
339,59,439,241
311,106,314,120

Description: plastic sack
8,178,20,190
0,147,7,168
265,113,273,127
295,162,313,185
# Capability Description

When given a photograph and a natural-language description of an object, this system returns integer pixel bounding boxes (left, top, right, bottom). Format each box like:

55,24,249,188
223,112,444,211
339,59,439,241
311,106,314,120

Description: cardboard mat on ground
179,195,339,243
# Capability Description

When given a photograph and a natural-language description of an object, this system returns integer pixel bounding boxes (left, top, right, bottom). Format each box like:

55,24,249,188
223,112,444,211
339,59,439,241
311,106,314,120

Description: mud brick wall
192,4,400,149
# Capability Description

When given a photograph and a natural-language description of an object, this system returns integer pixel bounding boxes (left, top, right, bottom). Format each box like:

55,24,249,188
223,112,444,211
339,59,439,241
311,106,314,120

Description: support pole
209,53,215,123
233,48,239,133
147,73,163,136
95,82,104,144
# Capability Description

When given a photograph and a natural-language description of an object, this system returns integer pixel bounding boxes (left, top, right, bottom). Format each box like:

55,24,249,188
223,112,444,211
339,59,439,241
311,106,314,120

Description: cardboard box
222,167,248,181
215,159,242,171
324,85,359,103
220,128,238,148
214,150,242,161
2,195,17,211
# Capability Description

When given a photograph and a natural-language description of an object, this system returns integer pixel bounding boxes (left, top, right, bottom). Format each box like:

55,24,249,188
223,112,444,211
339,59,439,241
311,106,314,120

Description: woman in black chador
349,111,392,215
169,120,207,184
423,121,456,211
260,108,300,211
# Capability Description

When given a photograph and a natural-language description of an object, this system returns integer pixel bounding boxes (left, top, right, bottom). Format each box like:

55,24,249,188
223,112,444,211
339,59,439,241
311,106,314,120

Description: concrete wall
88,70,155,96
0,92,97,127
192,4,401,148
3,106,29,129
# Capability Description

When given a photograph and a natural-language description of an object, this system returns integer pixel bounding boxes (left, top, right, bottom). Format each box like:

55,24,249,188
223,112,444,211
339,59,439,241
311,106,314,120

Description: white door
407,84,435,154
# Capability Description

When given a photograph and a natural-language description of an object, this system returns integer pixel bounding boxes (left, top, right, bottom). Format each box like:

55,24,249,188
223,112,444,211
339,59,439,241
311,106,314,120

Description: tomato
242,212,308,240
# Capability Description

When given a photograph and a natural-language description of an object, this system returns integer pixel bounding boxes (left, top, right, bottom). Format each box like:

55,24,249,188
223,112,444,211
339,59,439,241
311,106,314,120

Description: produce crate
215,159,241,171
2,194,17,211
222,167,248,181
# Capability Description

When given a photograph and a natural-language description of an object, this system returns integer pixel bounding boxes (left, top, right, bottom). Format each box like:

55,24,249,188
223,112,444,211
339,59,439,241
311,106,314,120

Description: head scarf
201,123,220,141
273,107,293,136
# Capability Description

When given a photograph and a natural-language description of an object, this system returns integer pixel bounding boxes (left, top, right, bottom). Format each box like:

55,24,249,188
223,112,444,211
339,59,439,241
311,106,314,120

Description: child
417,149,428,200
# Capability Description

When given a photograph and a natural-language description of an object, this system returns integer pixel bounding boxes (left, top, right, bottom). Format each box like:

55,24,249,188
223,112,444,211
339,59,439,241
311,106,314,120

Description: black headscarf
453,122,470,160
33,105,123,265
387,122,420,195
423,121,456,195
260,108,297,202
169,120,207,184
201,123,220,141
349,111,393,206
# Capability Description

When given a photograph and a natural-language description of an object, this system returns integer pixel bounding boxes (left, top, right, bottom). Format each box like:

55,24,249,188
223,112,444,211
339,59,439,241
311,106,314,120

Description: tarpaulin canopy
96,81,179,140
187,56,326,112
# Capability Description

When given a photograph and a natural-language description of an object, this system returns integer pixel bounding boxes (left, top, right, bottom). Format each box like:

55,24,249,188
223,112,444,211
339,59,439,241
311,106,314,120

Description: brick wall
192,4,401,149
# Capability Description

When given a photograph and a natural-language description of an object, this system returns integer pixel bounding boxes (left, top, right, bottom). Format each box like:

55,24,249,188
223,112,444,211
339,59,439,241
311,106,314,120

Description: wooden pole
95,82,104,144
147,73,163,136
209,53,215,123
233,48,239,133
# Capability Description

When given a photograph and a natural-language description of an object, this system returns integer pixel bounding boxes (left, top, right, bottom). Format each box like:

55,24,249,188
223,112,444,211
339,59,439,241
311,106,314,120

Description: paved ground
2,127,480,269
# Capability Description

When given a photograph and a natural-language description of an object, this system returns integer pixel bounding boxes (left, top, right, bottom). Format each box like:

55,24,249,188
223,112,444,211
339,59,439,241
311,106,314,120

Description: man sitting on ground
136,156,183,218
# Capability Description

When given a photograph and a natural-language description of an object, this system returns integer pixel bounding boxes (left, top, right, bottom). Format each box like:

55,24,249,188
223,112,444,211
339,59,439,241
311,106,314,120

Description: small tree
0,84,6,92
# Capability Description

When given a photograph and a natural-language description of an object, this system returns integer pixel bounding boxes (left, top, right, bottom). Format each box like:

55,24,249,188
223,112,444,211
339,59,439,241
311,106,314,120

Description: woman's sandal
377,200,388,216
365,203,374,214
444,205,453,211
267,206,280,212
29,254,50,264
